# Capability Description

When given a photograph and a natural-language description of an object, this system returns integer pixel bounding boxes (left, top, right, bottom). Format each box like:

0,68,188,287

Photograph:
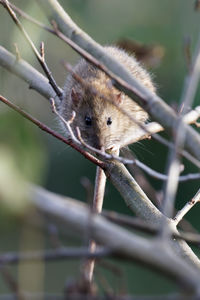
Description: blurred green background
0,0,200,296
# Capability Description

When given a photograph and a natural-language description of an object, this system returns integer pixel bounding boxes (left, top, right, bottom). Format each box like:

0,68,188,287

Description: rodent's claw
106,145,119,155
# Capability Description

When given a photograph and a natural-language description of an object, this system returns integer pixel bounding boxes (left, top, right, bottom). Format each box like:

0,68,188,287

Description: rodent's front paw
106,145,120,155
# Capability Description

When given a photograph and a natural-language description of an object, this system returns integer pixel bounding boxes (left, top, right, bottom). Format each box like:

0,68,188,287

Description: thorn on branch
173,188,200,225
40,41,45,61
50,97,56,113
13,43,21,61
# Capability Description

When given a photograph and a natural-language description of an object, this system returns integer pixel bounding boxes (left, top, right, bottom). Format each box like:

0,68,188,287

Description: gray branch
0,46,60,105
30,185,200,295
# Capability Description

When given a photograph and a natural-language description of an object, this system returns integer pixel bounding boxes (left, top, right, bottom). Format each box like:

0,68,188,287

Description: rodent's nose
92,136,104,150
93,141,103,150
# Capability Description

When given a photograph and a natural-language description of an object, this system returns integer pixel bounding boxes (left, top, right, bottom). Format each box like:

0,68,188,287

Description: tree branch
1,0,62,99
29,185,200,295
0,95,104,168
0,247,111,265
174,188,200,225
0,45,200,164
0,46,60,104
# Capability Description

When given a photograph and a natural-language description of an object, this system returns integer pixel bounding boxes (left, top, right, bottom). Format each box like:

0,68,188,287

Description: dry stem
83,166,107,283
0,95,104,168
174,188,200,225
1,0,62,99
30,185,200,294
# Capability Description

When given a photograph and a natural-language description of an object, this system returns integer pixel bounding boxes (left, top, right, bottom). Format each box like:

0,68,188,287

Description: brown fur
60,46,155,150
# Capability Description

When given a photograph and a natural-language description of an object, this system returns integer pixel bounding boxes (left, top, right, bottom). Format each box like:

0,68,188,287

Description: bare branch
105,161,163,224
104,160,200,269
132,105,200,145
152,132,200,169
83,166,107,283
174,188,200,225
134,159,200,182
0,1,56,34
0,95,104,168
103,211,200,246
1,0,62,99
0,247,111,265
161,31,200,231
29,185,200,294
0,266,24,300
181,35,200,114
0,46,60,103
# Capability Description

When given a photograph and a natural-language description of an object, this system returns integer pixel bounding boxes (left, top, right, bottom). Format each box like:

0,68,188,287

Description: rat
59,46,156,284
60,46,155,151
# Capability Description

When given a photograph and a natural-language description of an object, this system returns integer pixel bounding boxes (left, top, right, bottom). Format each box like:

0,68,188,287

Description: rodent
60,46,155,151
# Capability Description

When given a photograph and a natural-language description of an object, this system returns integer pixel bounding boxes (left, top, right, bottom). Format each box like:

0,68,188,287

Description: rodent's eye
85,116,92,126
107,117,112,126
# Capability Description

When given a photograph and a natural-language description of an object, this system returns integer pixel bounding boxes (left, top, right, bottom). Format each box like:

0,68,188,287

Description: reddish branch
0,95,104,168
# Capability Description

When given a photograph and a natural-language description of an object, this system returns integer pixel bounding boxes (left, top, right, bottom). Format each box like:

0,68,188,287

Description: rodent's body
60,46,155,150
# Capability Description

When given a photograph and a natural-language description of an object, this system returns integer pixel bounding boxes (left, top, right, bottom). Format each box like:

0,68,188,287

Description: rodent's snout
89,134,103,150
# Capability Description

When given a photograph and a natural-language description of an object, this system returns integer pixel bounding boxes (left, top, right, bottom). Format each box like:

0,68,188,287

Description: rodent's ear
115,92,124,105
71,88,82,107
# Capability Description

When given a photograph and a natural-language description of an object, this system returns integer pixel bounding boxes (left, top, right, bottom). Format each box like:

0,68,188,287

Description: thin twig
83,166,107,283
0,46,60,103
0,265,25,300
102,211,200,246
0,95,104,168
135,159,200,182
1,0,62,99
13,43,21,61
0,247,112,265
50,98,79,142
6,1,56,34
174,189,200,225
76,127,132,164
162,32,200,230
152,132,200,169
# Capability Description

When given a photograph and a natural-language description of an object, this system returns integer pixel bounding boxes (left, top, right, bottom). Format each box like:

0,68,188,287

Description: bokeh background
0,0,200,296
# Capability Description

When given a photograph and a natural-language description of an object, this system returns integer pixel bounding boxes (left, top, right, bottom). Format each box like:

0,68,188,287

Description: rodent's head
61,47,154,150
69,85,124,150
62,77,147,151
